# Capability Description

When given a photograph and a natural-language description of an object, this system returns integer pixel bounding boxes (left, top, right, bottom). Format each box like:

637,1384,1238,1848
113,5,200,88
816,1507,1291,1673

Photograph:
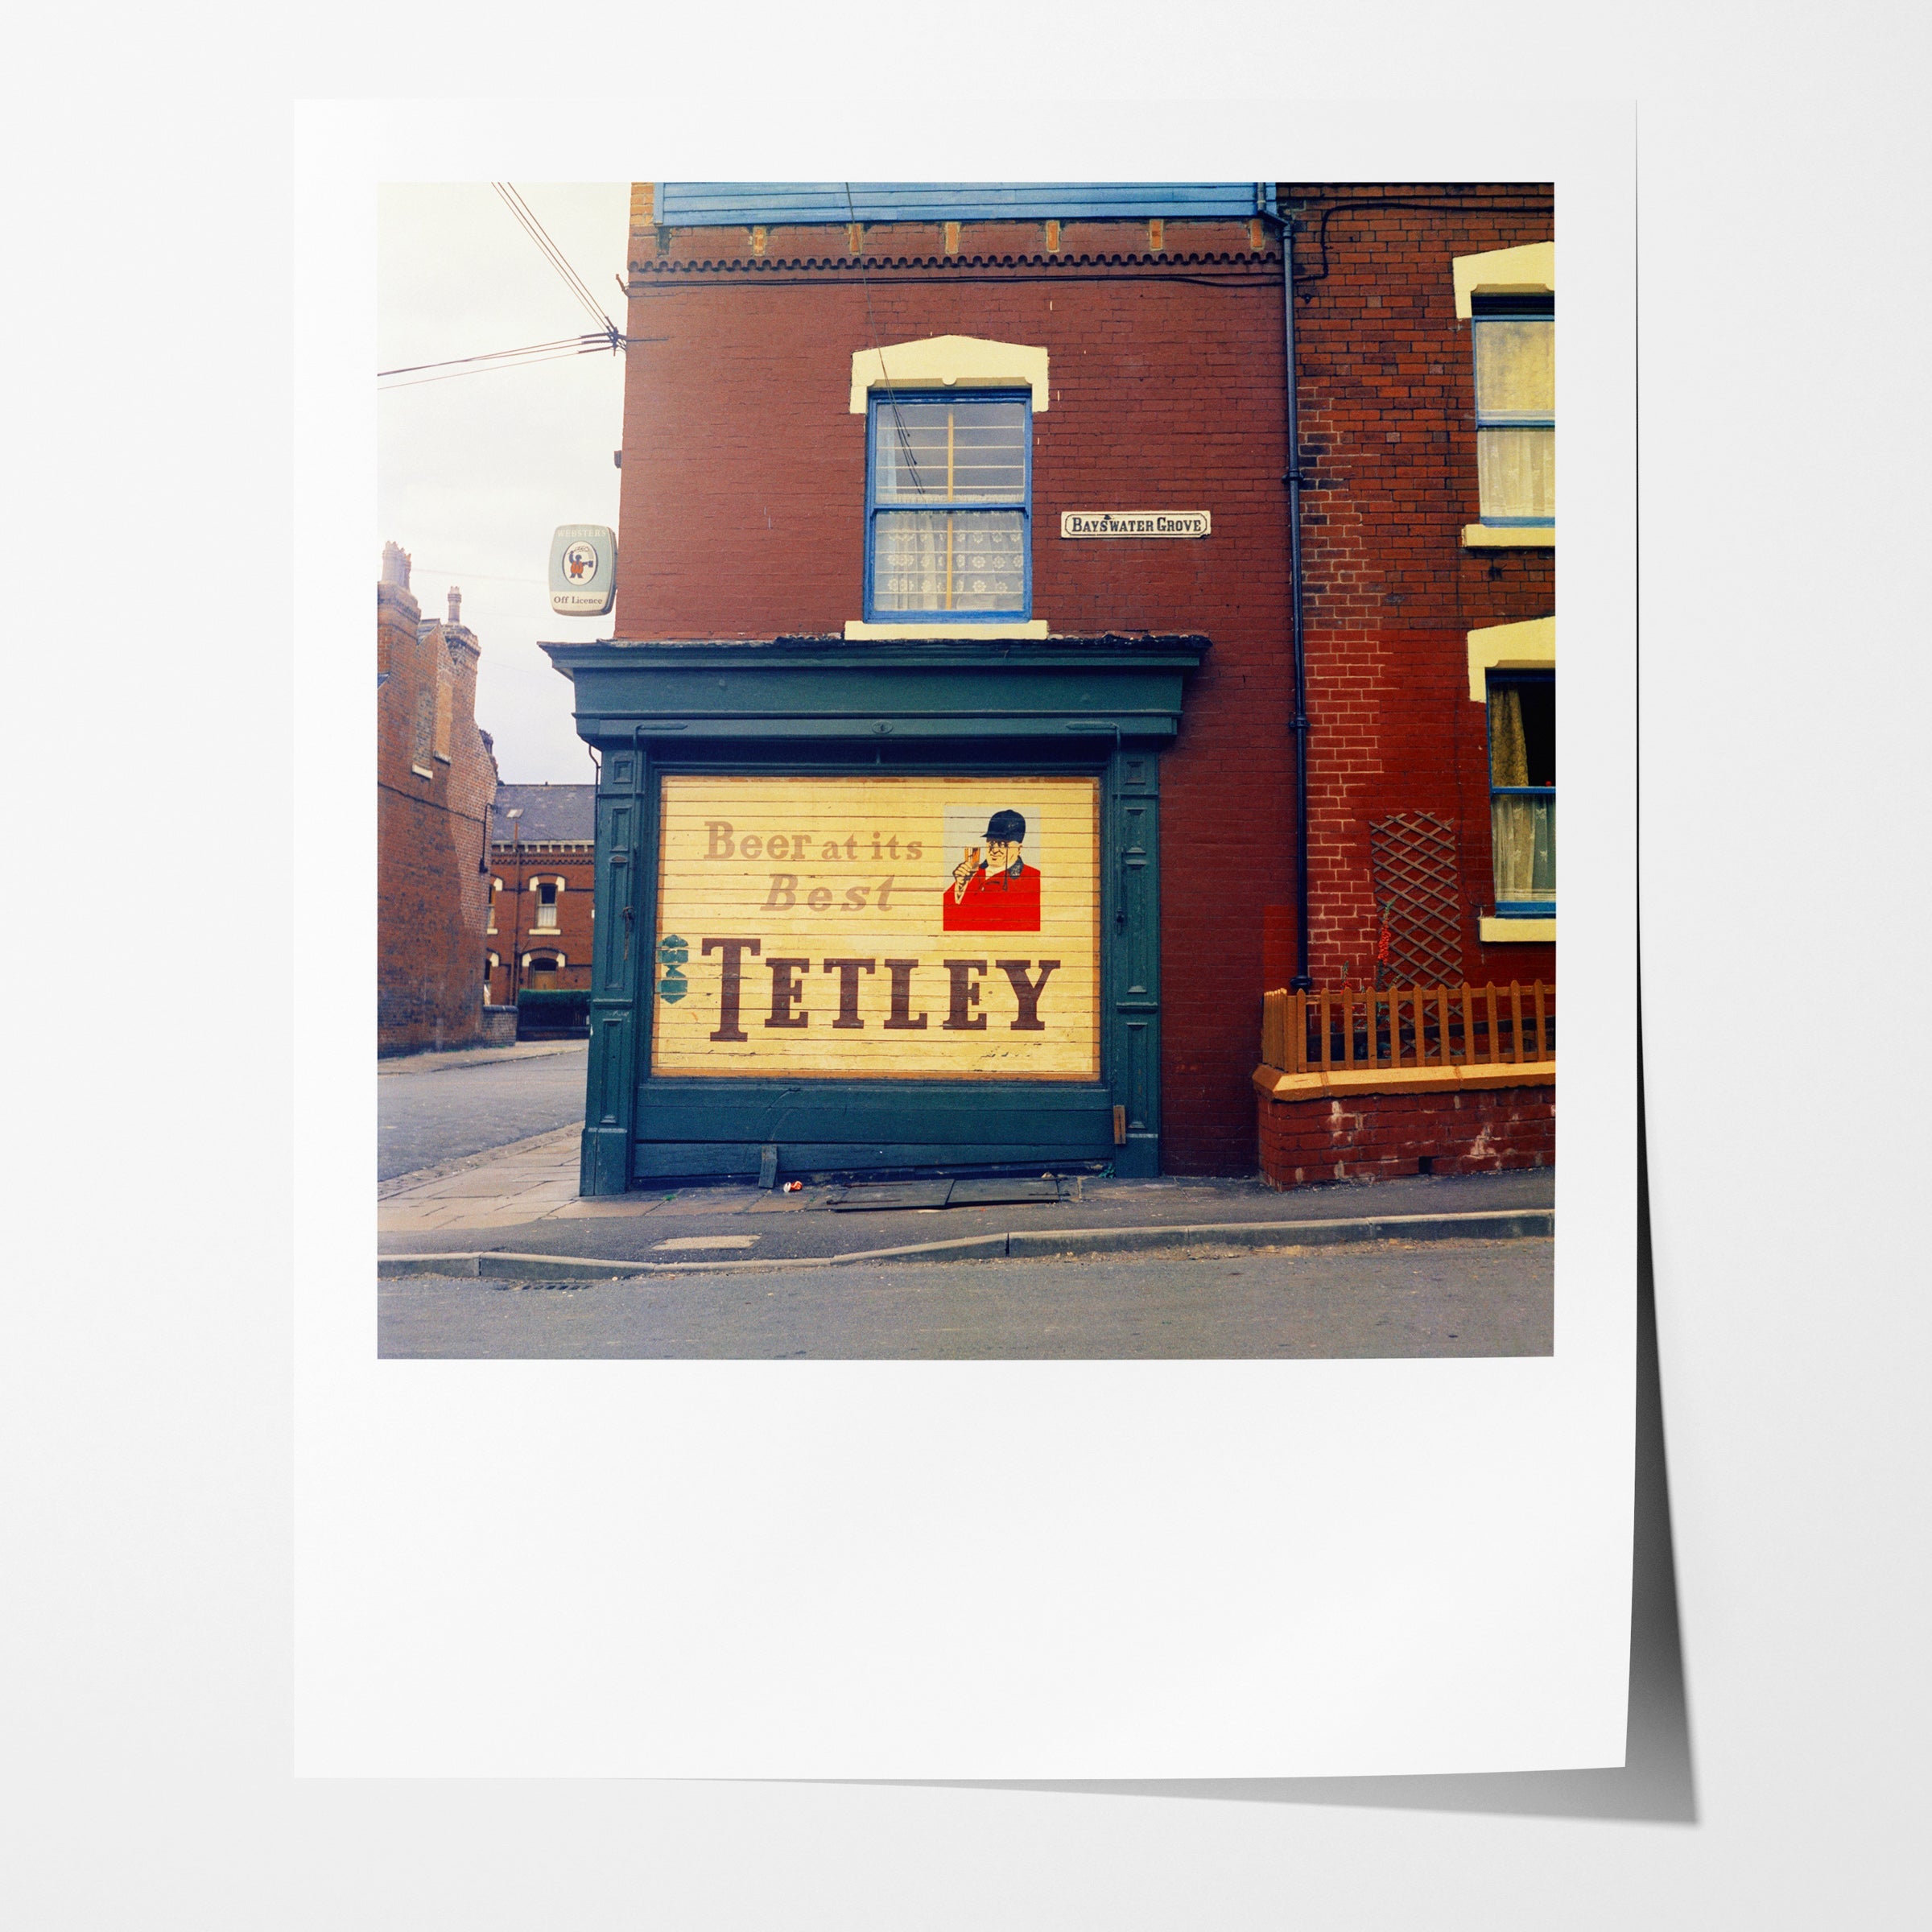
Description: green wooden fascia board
545,634,1208,746
539,633,1211,669
572,717,1183,745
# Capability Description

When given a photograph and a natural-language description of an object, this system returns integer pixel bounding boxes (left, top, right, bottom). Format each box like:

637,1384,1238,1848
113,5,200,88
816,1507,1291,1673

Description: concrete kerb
377,1208,1553,1282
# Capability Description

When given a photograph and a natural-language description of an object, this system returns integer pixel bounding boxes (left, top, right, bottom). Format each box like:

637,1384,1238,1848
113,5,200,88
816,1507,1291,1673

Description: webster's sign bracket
1060,510,1211,539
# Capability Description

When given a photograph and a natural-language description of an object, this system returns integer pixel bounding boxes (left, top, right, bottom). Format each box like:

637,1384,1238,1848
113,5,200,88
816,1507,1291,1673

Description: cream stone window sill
1462,524,1554,550
1480,916,1556,943
410,763,435,779
844,619,1049,641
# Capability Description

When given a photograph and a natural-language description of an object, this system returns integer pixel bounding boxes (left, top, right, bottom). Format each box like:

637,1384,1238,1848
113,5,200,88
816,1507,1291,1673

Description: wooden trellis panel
1368,811,1465,989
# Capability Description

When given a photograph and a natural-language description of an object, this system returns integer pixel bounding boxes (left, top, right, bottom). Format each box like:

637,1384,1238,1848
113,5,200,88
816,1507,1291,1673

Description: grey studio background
8,28,1927,1932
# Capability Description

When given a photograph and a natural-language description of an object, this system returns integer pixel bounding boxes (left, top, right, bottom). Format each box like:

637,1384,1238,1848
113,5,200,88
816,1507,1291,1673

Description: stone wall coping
1253,1059,1556,1101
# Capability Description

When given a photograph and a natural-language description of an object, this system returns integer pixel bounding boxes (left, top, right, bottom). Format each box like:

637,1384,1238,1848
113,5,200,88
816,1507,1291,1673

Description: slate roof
490,783,595,844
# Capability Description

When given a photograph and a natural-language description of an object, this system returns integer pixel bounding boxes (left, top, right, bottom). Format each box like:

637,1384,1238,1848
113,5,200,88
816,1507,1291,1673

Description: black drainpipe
1269,187,1315,991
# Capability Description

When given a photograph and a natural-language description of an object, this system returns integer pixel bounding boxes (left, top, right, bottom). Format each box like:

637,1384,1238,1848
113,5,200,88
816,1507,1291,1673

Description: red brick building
550,183,1555,1186
377,543,498,1054
485,783,595,1005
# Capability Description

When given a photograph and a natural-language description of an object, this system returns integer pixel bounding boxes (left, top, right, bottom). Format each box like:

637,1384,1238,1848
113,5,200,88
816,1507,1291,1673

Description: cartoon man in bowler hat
943,807,1042,932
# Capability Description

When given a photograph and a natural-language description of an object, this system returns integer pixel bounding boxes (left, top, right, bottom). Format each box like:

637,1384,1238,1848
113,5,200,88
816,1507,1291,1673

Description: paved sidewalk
377,1042,590,1182
380,1122,1554,1274
378,1038,586,1076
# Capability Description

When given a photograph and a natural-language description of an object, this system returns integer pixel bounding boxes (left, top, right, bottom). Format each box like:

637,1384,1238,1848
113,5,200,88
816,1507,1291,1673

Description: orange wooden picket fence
1261,981,1554,1076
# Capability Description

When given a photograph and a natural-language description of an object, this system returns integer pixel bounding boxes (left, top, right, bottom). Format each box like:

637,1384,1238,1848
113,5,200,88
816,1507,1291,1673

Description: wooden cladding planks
651,774,1101,1079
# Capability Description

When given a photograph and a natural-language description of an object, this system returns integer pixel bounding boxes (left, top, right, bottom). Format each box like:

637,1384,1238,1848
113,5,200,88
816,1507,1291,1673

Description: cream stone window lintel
848,335,1050,415
1467,615,1554,702
1452,241,1554,320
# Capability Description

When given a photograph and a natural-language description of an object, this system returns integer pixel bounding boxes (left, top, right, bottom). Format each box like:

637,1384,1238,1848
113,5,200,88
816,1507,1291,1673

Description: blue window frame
1472,293,1554,528
1487,670,1554,916
865,390,1031,623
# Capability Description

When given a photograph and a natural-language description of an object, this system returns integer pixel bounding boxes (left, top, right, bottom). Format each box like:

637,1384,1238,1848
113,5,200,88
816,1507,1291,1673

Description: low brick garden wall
1255,1072,1554,1190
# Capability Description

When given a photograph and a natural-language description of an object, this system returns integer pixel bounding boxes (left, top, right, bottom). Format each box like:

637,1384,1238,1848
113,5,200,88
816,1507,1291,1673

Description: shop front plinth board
651,775,1101,1081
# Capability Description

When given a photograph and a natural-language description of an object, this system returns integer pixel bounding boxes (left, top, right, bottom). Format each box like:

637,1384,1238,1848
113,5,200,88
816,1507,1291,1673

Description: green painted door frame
541,634,1207,1192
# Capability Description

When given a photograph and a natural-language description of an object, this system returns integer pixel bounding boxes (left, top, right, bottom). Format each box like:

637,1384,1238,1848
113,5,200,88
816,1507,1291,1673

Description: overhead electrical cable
492,181,610,326
378,341,613,391
379,333,602,379
844,182,923,508
491,181,621,347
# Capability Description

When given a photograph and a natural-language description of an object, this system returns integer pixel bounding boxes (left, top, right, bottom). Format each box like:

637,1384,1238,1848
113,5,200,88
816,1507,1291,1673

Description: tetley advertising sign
651,775,1100,1080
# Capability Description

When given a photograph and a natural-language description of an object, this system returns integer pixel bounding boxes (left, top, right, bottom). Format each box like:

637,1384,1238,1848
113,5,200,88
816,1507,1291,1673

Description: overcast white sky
378,182,630,782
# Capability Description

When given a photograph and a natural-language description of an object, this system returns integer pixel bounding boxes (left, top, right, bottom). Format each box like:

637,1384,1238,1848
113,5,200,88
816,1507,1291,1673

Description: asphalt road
377,1044,588,1181
378,1236,1554,1360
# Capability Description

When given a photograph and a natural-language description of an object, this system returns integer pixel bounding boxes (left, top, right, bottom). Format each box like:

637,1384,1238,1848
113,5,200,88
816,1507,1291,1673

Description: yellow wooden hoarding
651,774,1100,1079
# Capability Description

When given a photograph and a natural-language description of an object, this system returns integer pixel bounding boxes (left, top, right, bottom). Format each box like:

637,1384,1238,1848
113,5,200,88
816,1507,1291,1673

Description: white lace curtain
872,511,1025,613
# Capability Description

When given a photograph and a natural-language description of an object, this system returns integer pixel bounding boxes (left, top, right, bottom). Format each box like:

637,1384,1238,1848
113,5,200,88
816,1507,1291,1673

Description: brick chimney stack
381,540,411,589
448,585,463,625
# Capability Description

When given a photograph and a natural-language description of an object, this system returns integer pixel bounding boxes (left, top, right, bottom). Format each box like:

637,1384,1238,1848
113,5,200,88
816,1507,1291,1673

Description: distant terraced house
485,782,596,1009
377,545,498,1055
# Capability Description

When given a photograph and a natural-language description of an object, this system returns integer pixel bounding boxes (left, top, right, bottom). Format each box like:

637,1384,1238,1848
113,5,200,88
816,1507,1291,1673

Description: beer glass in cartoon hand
952,845,982,903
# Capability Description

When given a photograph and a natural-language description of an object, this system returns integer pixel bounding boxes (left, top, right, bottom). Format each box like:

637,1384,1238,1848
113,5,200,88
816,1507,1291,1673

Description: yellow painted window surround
848,336,1051,639
1465,616,1554,704
1454,242,1554,550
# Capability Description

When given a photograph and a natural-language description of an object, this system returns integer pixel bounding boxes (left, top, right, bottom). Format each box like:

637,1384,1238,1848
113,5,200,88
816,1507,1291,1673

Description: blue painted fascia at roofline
653,183,1275,226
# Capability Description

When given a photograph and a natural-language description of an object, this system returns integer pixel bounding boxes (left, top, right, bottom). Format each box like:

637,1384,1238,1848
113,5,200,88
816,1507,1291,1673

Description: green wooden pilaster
1107,746,1162,1177
580,740,647,1194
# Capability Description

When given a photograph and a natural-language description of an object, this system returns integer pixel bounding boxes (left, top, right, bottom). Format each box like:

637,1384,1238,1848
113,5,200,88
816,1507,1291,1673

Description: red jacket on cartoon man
943,808,1042,932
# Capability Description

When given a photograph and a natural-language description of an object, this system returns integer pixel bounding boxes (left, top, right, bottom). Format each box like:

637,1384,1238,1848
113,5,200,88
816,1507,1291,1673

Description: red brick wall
616,187,1554,1170
1288,185,1555,997
485,849,596,1005
377,572,498,1053
1257,1081,1554,1190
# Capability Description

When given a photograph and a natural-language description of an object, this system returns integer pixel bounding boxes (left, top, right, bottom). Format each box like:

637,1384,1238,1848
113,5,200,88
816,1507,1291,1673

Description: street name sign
1060,510,1211,538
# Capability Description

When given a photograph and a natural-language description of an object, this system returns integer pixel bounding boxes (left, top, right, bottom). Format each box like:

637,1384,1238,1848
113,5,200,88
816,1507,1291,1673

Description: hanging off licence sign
1060,510,1211,538
651,774,1100,1080
548,523,617,614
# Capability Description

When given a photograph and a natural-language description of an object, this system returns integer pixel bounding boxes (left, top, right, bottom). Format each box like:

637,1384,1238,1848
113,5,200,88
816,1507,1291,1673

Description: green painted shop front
542,634,1207,1193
